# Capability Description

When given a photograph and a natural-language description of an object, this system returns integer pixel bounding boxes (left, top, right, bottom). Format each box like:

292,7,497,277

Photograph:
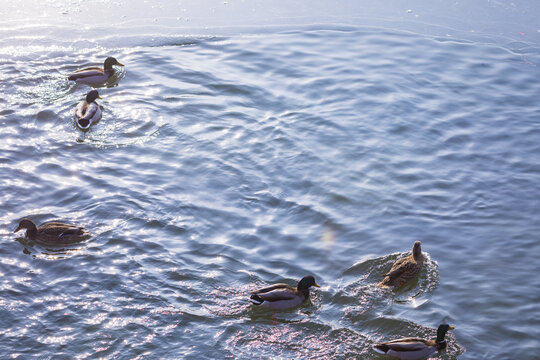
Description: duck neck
298,287,310,300
26,225,38,240
436,327,448,342
436,339,447,351
436,328,448,347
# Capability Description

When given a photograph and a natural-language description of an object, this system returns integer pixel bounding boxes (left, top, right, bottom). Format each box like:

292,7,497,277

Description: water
1,1,540,359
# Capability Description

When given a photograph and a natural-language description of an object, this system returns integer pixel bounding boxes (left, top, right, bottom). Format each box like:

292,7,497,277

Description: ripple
223,322,369,359
1,23,539,359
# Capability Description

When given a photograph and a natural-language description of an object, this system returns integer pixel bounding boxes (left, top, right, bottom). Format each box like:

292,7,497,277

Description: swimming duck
74,90,101,130
249,275,320,310
379,241,424,288
373,324,455,359
14,218,89,245
68,57,124,84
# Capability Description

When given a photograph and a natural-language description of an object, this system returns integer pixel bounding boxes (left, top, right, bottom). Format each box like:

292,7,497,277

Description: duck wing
252,283,293,294
75,101,89,119
58,227,86,237
253,288,297,302
379,254,422,287
74,66,104,72
76,102,99,120
396,260,420,278
374,337,436,359
74,102,100,129
39,222,86,237
380,337,432,351
384,261,408,278
68,67,105,80
385,254,419,277
251,283,299,301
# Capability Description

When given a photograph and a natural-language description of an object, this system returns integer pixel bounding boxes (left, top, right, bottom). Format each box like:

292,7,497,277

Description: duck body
68,67,113,84
74,90,101,130
250,275,320,310
373,338,439,359
14,218,89,245
373,324,454,360
379,241,424,288
68,57,124,84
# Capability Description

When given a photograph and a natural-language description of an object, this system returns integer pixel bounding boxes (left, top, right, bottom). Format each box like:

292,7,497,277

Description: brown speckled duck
249,275,320,310
379,241,424,288
14,218,89,245
373,324,454,359
68,56,124,84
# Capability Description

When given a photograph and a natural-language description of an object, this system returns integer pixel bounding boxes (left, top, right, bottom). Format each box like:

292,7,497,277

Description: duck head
104,57,124,70
436,324,455,343
297,275,320,290
14,218,38,238
85,90,101,103
413,241,422,260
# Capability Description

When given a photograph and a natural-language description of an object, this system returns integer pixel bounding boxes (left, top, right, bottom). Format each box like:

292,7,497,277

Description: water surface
1,2,540,359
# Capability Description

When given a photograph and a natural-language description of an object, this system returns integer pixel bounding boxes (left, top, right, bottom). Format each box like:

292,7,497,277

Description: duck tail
372,344,389,354
78,118,90,128
378,277,391,288
249,294,263,305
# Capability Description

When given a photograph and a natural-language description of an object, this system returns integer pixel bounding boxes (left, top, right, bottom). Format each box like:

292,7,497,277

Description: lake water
1,1,539,359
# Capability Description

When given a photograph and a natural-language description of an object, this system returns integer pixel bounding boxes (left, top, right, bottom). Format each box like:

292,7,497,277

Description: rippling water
1,4,540,359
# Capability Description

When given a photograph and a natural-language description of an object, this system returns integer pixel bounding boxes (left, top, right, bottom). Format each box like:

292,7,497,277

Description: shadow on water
14,235,91,259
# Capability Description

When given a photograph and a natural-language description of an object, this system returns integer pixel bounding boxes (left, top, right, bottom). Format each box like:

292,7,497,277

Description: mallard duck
250,275,320,310
68,57,124,84
373,324,455,359
14,218,89,245
74,90,102,130
379,241,424,288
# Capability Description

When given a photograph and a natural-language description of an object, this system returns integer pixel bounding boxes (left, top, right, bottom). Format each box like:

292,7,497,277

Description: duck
14,218,89,245
249,275,320,310
373,324,455,359
74,90,102,130
68,57,124,84
379,241,424,288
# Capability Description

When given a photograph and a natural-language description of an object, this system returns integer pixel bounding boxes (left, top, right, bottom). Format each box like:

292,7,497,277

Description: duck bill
449,326,455,330
98,96,102,99
14,225,22,233
116,61,125,66
314,282,321,288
